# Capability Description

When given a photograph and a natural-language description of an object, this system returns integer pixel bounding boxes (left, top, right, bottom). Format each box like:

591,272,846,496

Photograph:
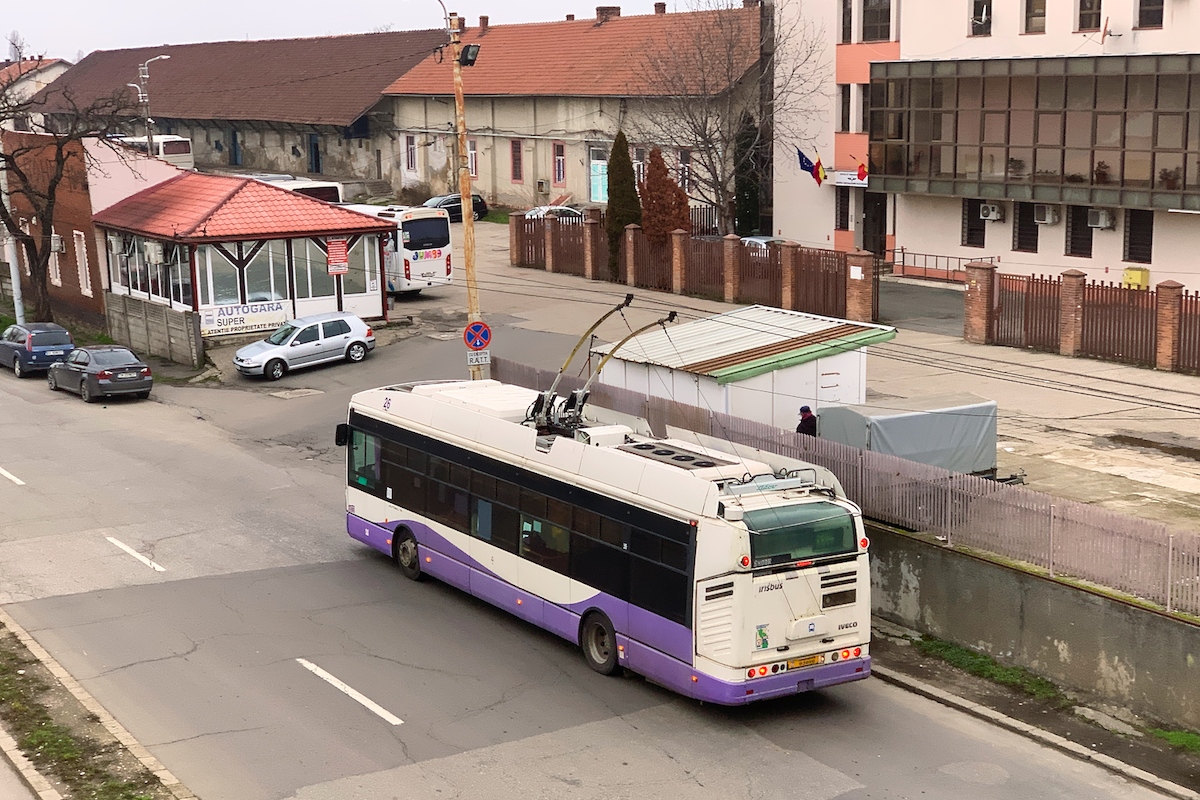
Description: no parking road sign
463,321,492,351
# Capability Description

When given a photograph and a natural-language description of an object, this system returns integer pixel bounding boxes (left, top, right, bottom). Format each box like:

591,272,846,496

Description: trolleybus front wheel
394,529,424,581
580,612,620,676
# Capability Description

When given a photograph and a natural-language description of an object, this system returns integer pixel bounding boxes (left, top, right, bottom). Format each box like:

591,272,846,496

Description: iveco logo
758,582,783,593
838,622,858,630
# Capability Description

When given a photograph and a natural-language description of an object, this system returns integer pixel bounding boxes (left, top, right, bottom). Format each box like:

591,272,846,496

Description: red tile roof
38,31,446,126
384,7,760,98
0,58,64,86
93,173,395,242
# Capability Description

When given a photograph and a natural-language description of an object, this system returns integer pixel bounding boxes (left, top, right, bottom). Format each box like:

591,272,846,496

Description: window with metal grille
1066,205,1094,257
1138,0,1164,28
1012,202,1039,252
962,199,986,247
862,0,890,41
1124,209,1153,263
510,140,523,182
836,187,851,230
971,0,992,36
1078,0,1101,30
1025,0,1046,32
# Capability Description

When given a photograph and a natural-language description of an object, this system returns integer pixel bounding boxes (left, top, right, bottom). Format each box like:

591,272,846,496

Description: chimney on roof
654,2,666,12
479,15,489,33
566,14,575,20
596,6,620,22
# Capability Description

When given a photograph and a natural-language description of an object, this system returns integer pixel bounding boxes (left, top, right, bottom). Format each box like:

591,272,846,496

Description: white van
115,135,195,169
340,204,453,295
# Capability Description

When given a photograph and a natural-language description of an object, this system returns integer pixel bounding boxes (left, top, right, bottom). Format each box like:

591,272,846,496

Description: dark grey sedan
48,346,153,403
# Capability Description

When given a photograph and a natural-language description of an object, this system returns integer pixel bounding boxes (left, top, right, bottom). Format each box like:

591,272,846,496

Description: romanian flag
797,148,826,187
857,159,869,182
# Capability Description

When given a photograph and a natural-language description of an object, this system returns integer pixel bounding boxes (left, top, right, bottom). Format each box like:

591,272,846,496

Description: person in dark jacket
796,405,817,436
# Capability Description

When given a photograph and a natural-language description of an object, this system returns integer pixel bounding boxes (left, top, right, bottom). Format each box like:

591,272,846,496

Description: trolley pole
448,13,484,380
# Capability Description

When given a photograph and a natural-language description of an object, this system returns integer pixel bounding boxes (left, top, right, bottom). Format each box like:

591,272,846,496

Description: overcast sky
8,0,683,60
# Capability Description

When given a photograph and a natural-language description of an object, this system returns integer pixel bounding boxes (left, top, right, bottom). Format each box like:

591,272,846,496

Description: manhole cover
269,388,325,399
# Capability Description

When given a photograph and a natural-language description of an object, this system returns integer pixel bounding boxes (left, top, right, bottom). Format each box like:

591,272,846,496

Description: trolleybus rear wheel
394,529,424,581
580,612,620,675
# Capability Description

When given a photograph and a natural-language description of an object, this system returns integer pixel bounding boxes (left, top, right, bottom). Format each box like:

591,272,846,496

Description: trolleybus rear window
744,502,857,567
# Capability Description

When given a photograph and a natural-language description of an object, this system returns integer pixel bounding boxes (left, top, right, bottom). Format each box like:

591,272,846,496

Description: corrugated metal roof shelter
591,306,897,431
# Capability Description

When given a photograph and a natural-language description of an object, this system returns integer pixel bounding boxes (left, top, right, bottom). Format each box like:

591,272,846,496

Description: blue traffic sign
464,321,492,351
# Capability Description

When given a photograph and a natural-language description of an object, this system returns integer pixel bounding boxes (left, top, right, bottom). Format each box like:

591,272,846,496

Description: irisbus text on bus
340,204,453,296
336,376,871,705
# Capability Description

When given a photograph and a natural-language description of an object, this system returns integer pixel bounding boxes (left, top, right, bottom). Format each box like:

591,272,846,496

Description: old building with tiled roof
1,58,71,131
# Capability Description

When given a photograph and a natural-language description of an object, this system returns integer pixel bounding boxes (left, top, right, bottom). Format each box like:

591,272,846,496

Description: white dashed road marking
105,537,166,572
0,467,25,486
296,658,404,726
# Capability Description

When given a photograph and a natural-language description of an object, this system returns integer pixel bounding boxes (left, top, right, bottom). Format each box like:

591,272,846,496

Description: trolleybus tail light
758,666,768,676
739,555,751,568
445,253,452,275
796,560,813,568
841,649,851,660
425,556,431,563
403,258,411,280
853,647,862,657
747,668,755,678
860,537,870,549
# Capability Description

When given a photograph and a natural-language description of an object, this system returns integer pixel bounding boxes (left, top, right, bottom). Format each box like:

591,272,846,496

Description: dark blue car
0,322,75,378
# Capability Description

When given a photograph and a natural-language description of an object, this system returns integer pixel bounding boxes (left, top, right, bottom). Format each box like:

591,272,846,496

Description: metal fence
737,245,782,307
631,229,672,292
892,249,998,280
1081,282,1156,367
519,217,545,267
553,221,586,277
994,274,1060,351
686,238,724,300
794,247,847,319
491,357,1200,616
1179,291,1200,375
690,205,719,236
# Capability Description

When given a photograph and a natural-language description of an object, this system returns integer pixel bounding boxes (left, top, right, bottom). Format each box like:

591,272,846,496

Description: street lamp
130,54,170,160
433,1,484,379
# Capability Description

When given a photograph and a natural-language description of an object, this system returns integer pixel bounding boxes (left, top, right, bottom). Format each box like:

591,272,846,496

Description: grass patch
0,628,165,800
915,636,1069,705
482,207,511,224
1150,728,1200,753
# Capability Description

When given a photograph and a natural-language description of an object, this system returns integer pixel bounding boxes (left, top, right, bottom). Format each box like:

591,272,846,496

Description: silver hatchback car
233,311,375,380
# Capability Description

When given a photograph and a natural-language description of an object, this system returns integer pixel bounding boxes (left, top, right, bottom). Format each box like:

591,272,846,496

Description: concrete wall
869,524,1200,731
106,293,204,368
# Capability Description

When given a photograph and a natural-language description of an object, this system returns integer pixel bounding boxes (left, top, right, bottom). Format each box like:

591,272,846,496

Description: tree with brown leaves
639,147,691,251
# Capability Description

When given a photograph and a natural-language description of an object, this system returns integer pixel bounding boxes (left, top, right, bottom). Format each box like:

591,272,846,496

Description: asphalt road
0,324,1172,800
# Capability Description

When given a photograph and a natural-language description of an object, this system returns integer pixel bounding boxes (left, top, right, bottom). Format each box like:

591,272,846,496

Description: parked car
740,236,791,250
524,205,584,221
48,346,152,402
233,311,375,381
0,322,75,378
422,192,488,222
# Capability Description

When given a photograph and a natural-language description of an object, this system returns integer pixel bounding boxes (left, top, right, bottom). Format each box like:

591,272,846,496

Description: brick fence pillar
780,241,798,311
963,261,997,344
625,224,639,287
844,249,875,322
509,211,524,266
671,229,687,294
1155,280,1184,372
544,217,557,273
583,218,600,280
1059,269,1087,357
723,234,740,303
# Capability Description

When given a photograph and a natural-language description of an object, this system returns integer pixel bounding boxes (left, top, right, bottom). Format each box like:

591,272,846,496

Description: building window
841,0,853,42
1066,205,1094,257
971,0,992,36
1025,0,1046,32
510,140,523,182
230,128,242,167
308,133,322,174
1124,209,1153,263
553,142,566,185
1138,0,1164,28
467,140,477,178
839,85,851,132
634,147,646,186
405,135,417,171
49,231,62,286
678,148,692,192
1078,0,1102,30
1012,203,1039,253
835,187,851,230
74,231,92,297
962,199,986,247
862,0,891,41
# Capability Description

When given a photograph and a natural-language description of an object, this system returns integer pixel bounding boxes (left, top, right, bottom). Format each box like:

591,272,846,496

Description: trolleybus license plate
788,655,823,669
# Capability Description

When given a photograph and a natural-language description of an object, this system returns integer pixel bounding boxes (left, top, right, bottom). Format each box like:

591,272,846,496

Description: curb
872,665,1200,800
0,608,197,800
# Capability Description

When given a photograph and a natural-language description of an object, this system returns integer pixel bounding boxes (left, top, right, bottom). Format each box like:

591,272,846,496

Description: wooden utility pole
448,13,484,380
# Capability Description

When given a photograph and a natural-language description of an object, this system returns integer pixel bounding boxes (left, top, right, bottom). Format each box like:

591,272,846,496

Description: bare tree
1,47,136,321
625,0,830,235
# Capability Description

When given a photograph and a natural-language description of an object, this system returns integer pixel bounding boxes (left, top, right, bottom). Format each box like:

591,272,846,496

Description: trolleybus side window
350,430,381,490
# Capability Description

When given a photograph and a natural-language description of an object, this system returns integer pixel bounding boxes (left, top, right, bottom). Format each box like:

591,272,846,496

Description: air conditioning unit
49,234,65,253
143,241,164,264
979,203,1004,221
1088,208,1115,229
1033,204,1060,225
536,179,548,193
108,235,124,254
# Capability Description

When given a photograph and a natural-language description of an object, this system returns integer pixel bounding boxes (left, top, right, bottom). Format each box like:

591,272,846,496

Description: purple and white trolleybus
338,379,871,705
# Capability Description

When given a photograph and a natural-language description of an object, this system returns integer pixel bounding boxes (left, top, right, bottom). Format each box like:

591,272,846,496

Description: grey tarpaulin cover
817,394,998,474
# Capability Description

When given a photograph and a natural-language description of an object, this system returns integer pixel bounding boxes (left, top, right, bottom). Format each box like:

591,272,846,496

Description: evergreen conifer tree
605,130,640,280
